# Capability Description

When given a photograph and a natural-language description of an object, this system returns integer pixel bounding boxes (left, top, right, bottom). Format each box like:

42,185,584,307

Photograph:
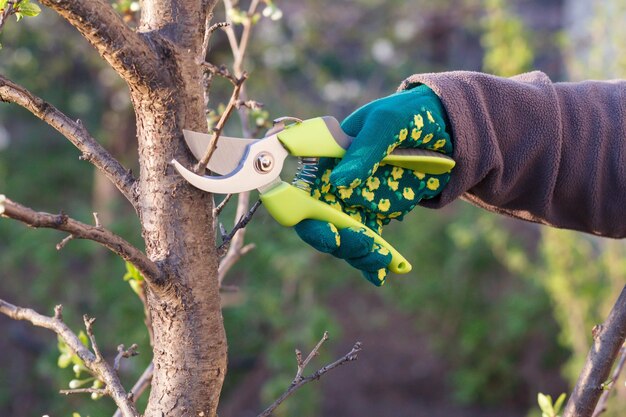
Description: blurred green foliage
481,0,533,76
534,2,626,414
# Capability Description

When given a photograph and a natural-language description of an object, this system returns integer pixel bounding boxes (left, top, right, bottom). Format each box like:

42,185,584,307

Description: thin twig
591,343,626,417
84,316,103,361
112,362,155,417
114,344,140,372
295,331,329,382
235,0,261,71
214,194,234,217
217,184,253,284
0,0,24,33
219,222,228,241
195,72,248,173
237,99,264,110
200,11,228,61
257,336,362,417
217,199,262,254
93,212,102,228
214,0,264,285
1,196,162,285
240,243,256,256
56,234,75,250
208,21,229,35
564,285,626,417
199,61,240,86
200,12,214,60
56,212,102,251
60,388,108,395
0,300,139,417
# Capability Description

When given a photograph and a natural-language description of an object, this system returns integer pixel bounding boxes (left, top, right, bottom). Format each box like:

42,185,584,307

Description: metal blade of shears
182,129,257,175
172,134,289,194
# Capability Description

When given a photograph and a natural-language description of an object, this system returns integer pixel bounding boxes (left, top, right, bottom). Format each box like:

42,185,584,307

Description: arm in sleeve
399,71,626,238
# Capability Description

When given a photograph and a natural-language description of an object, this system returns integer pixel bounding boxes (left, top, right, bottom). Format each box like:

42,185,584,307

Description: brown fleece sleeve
399,71,626,238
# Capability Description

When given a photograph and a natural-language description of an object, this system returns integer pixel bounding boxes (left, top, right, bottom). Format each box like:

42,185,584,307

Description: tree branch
201,17,229,60
0,75,137,205
195,71,248,173
0,196,163,285
218,200,261,283
563,285,626,417
37,0,160,88
199,61,240,86
60,387,108,395
214,0,264,286
213,194,233,217
257,333,362,417
112,362,154,417
218,199,262,254
114,343,140,372
0,301,139,417
0,0,24,33
591,343,626,417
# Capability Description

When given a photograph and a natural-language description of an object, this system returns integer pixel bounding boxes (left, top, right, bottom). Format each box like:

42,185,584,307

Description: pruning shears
172,116,455,274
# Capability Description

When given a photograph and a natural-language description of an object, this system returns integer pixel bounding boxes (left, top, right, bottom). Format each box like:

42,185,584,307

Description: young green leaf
123,261,145,294
123,261,143,282
553,393,566,414
17,2,41,17
78,330,89,347
537,393,554,414
57,352,72,368
128,279,142,295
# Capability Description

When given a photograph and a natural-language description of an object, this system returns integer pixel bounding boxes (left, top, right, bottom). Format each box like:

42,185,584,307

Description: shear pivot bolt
254,152,274,173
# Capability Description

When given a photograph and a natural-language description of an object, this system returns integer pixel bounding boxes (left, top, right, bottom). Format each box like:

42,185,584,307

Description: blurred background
1,0,625,416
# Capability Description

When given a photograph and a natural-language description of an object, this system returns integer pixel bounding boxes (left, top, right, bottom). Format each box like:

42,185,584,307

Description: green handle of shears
260,182,412,274
276,117,455,174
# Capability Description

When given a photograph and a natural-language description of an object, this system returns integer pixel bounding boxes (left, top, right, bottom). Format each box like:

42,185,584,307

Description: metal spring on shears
292,157,319,192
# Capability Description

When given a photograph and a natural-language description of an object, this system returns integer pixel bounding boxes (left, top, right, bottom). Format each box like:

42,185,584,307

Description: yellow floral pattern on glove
294,86,455,287
303,107,452,236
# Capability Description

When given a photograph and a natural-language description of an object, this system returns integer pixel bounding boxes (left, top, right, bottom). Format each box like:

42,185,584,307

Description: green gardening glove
294,85,453,286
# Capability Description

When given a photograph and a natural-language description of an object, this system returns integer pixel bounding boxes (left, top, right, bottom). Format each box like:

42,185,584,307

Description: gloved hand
294,85,453,286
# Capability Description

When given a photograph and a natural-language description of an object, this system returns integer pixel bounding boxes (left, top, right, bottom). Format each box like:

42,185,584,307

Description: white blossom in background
111,90,131,111
68,92,92,115
322,79,362,102
262,45,296,69
98,67,120,88
371,38,395,64
394,19,419,41
0,194,6,215
9,47,33,68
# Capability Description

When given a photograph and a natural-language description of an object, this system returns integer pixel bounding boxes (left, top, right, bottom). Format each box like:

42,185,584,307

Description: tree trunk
130,1,228,415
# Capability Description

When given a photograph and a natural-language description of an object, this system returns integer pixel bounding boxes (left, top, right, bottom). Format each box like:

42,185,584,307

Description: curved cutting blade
172,135,288,194
182,129,257,175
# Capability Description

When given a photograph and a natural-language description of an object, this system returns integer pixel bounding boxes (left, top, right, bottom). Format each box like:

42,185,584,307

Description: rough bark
130,1,228,415
2,0,227,414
